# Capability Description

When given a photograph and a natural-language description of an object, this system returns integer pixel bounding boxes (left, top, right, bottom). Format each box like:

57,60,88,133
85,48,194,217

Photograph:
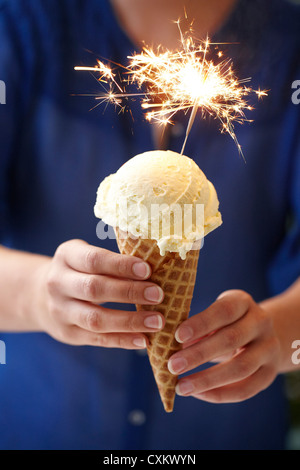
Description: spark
255,88,268,99
75,59,123,93
75,24,267,156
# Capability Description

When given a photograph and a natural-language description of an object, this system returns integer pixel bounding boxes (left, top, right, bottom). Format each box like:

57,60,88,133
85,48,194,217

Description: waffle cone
115,228,200,412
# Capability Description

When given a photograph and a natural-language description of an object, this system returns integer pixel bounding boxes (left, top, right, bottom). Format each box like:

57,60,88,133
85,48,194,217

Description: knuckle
54,241,69,261
91,333,129,349
82,275,99,300
46,273,59,296
117,335,129,349
125,281,139,303
220,299,235,322
124,313,139,332
238,291,253,304
116,255,129,277
85,308,102,331
54,243,64,260
85,248,100,273
193,345,205,365
92,333,109,347
223,326,241,350
197,374,210,391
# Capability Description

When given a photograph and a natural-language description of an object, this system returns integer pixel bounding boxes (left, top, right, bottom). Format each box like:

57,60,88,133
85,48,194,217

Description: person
0,0,299,450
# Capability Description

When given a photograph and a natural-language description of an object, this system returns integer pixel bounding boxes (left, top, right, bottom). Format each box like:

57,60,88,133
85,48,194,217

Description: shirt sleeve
0,2,23,241
267,103,300,295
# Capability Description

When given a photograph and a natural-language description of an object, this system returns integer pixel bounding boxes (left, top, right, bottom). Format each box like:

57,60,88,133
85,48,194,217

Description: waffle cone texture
115,228,200,412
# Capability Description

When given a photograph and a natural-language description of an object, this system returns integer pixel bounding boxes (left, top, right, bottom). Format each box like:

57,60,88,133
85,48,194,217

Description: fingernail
175,325,193,343
176,380,194,396
144,315,163,330
132,262,151,279
133,337,147,348
168,356,188,375
144,286,164,303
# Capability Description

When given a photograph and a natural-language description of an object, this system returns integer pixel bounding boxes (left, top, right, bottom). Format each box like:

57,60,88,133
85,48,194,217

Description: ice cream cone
115,228,200,412
94,150,222,412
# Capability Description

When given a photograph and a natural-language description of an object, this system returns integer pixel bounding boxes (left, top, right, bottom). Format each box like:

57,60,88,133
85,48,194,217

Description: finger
175,290,253,344
175,337,275,396
59,270,164,305
65,299,165,334
59,324,150,350
56,239,152,280
189,365,277,403
168,310,261,375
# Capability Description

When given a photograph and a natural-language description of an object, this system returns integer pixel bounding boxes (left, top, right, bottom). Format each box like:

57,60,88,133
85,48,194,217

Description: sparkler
75,24,267,156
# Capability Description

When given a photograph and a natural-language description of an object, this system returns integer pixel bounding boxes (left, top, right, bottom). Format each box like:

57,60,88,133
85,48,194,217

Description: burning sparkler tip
75,22,268,157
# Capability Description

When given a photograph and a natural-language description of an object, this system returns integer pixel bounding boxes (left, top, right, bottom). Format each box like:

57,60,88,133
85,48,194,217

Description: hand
168,290,281,403
36,239,164,349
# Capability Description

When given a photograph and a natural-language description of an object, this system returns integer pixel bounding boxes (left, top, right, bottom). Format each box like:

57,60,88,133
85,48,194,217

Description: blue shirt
0,0,299,450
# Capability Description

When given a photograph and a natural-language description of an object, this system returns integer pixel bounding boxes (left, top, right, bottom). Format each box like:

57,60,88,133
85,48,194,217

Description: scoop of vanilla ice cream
94,150,222,259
